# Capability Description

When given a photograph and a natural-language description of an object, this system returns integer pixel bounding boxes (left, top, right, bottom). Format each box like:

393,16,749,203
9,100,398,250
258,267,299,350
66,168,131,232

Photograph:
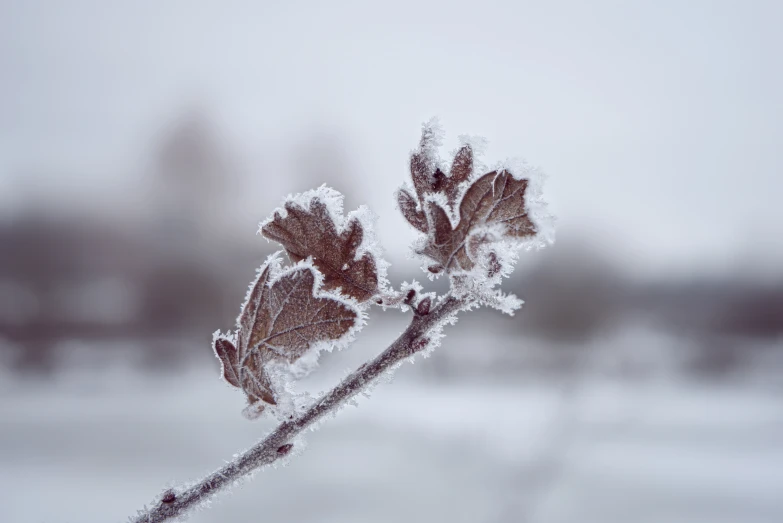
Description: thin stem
130,295,464,523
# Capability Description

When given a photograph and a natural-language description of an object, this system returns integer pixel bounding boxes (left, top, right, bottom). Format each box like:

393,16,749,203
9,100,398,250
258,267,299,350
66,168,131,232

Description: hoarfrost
216,254,366,421
450,272,524,316
397,120,555,308
255,258,367,421
260,185,391,304
496,157,557,249
417,116,446,174
131,120,555,523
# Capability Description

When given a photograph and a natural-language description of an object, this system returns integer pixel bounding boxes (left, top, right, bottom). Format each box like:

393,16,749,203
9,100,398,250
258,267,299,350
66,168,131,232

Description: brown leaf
421,170,537,272
433,145,473,208
213,337,241,388
261,197,379,302
449,145,473,186
400,126,538,274
407,142,474,212
410,127,439,202
239,348,277,406
217,261,359,409
397,188,428,233
249,267,357,361
237,261,275,359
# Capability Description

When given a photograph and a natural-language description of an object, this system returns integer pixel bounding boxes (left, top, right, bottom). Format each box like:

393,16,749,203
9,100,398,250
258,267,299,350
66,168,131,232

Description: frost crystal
213,255,364,419
261,185,390,304
397,120,554,307
136,120,555,523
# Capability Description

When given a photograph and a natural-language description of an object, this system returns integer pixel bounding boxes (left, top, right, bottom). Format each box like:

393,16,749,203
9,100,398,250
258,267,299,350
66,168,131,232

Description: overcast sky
1,0,781,279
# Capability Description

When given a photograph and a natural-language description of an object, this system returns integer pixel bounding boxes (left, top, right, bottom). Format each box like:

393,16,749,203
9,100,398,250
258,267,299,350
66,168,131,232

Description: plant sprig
129,119,553,523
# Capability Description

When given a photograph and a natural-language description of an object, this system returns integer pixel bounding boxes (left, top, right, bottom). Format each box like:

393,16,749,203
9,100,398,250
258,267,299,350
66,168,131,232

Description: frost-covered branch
130,295,464,523
128,119,553,523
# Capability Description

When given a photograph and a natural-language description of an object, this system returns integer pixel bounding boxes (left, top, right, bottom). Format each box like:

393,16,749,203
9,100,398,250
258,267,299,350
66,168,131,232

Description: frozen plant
130,119,554,523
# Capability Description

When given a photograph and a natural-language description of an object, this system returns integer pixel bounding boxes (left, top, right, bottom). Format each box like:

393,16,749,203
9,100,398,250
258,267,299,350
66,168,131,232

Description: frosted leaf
213,335,241,388
398,121,553,281
496,157,556,248
250,265,357,361
213,257,362,417
409,117,445,205
432,139,477,212
396,187,428,233
425,170,537,272
260,186,389,304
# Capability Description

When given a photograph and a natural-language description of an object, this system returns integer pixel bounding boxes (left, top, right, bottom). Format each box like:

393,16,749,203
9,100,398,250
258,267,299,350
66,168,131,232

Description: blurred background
1,1,782,522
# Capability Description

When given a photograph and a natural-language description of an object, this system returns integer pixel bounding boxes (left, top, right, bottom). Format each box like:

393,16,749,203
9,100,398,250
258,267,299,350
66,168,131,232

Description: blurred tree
513,240,626,343
286,129,358,208
150,107,238,255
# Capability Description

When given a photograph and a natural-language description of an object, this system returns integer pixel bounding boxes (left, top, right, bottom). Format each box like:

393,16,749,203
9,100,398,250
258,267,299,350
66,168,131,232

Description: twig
130,295,464,523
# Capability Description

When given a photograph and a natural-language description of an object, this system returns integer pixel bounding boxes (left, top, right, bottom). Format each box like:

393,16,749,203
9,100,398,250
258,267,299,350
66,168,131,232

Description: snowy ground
1,327,782,523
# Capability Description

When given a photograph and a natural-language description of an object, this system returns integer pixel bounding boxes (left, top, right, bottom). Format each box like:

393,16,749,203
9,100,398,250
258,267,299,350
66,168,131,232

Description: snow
1,353,781,523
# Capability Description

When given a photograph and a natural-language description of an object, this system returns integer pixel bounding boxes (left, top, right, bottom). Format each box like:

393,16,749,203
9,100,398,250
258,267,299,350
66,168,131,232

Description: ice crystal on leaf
422,171,537,270
133,120,555,523
260,186,386,304
398,120,553,287
213,254,360,417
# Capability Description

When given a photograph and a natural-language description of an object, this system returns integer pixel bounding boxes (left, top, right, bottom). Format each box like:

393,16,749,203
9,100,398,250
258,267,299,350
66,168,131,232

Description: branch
130,295,465,523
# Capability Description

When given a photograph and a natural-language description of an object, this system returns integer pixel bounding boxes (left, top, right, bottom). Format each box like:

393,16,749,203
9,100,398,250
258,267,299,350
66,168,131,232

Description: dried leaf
408,142,474,212
249,267,357,361
237,260,276,360
400,125,541,274
421,170,537,271
397,188,428,233
460,171,536,241
433,145,473,208
261,197,379,302
213,337,241,388
240,347,278,406
410,127,439,201
216,260,359,409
